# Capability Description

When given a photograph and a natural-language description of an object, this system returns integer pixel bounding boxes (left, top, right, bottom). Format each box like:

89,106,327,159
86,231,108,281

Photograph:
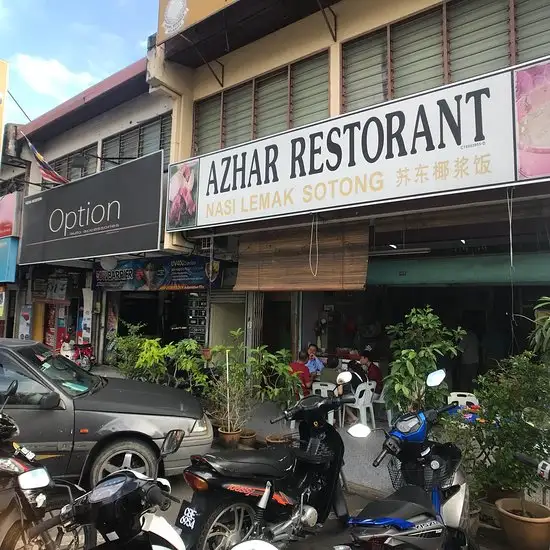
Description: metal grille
194,95,221,155
287,437,334,465
392,8,444,98
223,83,253,147
255,70,288,139
101,112,172,171
448,0,509,82
342,30,386,113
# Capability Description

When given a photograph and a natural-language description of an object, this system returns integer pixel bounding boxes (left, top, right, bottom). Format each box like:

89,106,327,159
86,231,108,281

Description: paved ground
163,476,509,550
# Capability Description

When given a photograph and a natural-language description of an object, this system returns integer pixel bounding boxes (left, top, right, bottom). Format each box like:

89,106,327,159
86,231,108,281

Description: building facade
146,0,550,386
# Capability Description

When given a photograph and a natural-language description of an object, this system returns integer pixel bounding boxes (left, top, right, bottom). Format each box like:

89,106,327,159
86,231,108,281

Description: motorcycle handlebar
515,453,540,468
437,402,458,415
270,412,287,424
146,485,171,511
373,449,388,468
339,395,356,405
28,513,64,539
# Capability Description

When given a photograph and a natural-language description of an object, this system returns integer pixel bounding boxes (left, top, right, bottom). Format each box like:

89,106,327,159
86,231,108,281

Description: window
342,30,386,113
101,112,172,171
392,9,444,98
0,351,50,407
448,0,509,82
516,0,550,63
193,51,330,155
48,144,98,184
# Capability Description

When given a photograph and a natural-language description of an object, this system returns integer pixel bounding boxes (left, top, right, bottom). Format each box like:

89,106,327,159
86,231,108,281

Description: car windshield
18,344,102,397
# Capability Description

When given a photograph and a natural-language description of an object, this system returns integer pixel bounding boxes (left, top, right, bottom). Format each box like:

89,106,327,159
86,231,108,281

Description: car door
0,350,74,477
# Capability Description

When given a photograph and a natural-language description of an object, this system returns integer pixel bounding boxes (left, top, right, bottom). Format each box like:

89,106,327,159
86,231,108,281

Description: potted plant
385,306,464,413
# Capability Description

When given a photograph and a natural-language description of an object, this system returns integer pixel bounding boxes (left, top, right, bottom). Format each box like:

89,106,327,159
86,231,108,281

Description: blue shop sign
0,237,18,283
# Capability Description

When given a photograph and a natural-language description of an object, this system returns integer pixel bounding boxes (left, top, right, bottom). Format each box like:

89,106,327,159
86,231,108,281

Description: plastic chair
312,382,337,426
373,385,393,426
343,381,376,429
448,392,479,407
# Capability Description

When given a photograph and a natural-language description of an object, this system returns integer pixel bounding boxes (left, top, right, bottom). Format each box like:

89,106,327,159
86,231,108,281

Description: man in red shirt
289,351,312,398
360,350,383,400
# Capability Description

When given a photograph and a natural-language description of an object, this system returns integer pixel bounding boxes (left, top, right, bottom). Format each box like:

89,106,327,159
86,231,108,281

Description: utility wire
7,90,32,123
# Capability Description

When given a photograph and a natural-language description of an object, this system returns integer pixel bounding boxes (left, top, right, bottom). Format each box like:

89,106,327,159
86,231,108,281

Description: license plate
177,500,199,532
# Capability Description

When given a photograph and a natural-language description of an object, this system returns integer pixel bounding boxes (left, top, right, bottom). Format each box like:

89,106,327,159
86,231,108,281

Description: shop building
147,0,550,385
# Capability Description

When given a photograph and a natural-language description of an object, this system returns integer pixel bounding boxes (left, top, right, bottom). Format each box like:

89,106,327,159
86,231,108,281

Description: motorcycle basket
387,449,461,492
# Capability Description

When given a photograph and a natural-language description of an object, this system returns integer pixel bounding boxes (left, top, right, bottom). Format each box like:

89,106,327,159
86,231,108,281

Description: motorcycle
0,380,94,550
176,371,356,550
27,429,187,550
74,343,97,370
338,369,477,550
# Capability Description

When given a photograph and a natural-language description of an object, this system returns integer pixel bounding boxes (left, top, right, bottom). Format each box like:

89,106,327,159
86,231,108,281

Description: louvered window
290,52,329,128
448,0,509,82
516,0,550,63
223,83,253,147
255,70,287,139
48,144,98,184
342,30,386,113
392,9,444,98
101,112,172,171
194,95,221,155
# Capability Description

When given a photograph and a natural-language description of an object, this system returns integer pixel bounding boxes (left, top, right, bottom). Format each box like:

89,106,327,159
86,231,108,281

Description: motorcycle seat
356,485,437,520
201,447,295,479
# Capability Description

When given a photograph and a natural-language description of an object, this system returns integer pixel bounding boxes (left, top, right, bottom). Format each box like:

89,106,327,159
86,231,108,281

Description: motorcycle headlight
191,415,209,434
18,468,52,490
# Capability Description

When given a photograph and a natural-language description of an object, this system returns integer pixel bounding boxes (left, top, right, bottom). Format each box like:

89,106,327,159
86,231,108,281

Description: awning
234,222,369,291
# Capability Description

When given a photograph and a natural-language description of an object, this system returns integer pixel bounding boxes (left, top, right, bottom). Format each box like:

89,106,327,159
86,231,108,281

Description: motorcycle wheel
195,498,256,550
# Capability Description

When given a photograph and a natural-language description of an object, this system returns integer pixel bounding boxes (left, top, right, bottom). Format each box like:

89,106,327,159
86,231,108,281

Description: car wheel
90,439,157,485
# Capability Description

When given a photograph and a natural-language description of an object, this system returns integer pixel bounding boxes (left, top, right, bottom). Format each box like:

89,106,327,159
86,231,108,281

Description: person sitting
289,350,312,398
360,350,383,400
339,359,365,425
306,343,325,379
319,356,340,384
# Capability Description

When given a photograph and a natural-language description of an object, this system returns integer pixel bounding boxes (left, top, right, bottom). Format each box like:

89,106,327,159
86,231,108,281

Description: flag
21,133,69,185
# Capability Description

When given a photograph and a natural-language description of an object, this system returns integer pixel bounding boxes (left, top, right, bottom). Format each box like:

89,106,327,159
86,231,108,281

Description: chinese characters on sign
396,154,492,187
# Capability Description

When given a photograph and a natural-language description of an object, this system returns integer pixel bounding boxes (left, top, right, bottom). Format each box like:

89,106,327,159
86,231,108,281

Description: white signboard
167,70,519,231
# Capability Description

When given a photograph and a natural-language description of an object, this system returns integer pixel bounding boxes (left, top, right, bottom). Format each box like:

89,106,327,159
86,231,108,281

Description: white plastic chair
312,381,337,425
373,385,393,426
343,381,376,429
448,392,479,407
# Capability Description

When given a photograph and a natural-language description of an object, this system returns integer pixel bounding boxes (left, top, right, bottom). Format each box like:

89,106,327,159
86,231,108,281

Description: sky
1,0,158,125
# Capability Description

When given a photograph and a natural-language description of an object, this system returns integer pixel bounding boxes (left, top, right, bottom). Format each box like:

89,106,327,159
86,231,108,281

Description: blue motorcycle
341,369,478,550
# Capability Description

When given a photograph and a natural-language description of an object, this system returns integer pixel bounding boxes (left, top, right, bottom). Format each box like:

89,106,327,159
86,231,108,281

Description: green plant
468,351,550,496
385,306,465,412
529,296,550,358
107,320,147,377
172,339,210,394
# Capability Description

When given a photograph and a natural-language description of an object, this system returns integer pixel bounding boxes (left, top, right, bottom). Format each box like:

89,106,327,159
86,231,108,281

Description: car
0,339,213,485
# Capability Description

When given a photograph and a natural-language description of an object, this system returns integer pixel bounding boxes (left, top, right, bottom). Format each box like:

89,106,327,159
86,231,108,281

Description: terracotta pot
265,434,292,446
239,429,257,448
218,428,242,449
486,488,521,503
201,348,212,361
496,498,550,550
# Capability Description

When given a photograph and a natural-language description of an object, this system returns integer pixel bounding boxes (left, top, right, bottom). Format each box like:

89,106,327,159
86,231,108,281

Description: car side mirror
40,392,60,410
5,380,18,397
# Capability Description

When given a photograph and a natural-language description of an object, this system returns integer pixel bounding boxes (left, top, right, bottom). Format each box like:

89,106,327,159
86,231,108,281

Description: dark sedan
0,339,213,485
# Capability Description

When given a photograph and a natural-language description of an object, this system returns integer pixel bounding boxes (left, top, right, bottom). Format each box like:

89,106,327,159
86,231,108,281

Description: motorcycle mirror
160,429,185,458
336,371,352,385
347,423,372,439
522,407,550,431
426,369,446,388
231,541,279,550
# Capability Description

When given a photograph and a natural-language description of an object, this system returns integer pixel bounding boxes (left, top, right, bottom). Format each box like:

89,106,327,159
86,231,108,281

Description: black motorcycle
27,429,186,550
176,372,355,550
0,380,94,550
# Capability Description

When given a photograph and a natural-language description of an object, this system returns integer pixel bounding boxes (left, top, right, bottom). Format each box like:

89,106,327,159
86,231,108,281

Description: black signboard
19,151,163,264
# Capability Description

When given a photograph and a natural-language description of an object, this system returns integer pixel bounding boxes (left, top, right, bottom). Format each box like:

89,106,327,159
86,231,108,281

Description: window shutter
120,127,139,163
195,95,221,155
392,9,444,98
52,158,69,181
291,51,329,128
516,0,550,63
101,136,120,170
255,70,288,138
223,83,253,147
82,146,97,177
343,30,386,113
140,118,162,157
160,113,172,170
448,0,509,82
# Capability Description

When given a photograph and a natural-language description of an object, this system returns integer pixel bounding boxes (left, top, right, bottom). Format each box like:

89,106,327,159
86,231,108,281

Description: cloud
11,53,98,103
138,38,148,50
